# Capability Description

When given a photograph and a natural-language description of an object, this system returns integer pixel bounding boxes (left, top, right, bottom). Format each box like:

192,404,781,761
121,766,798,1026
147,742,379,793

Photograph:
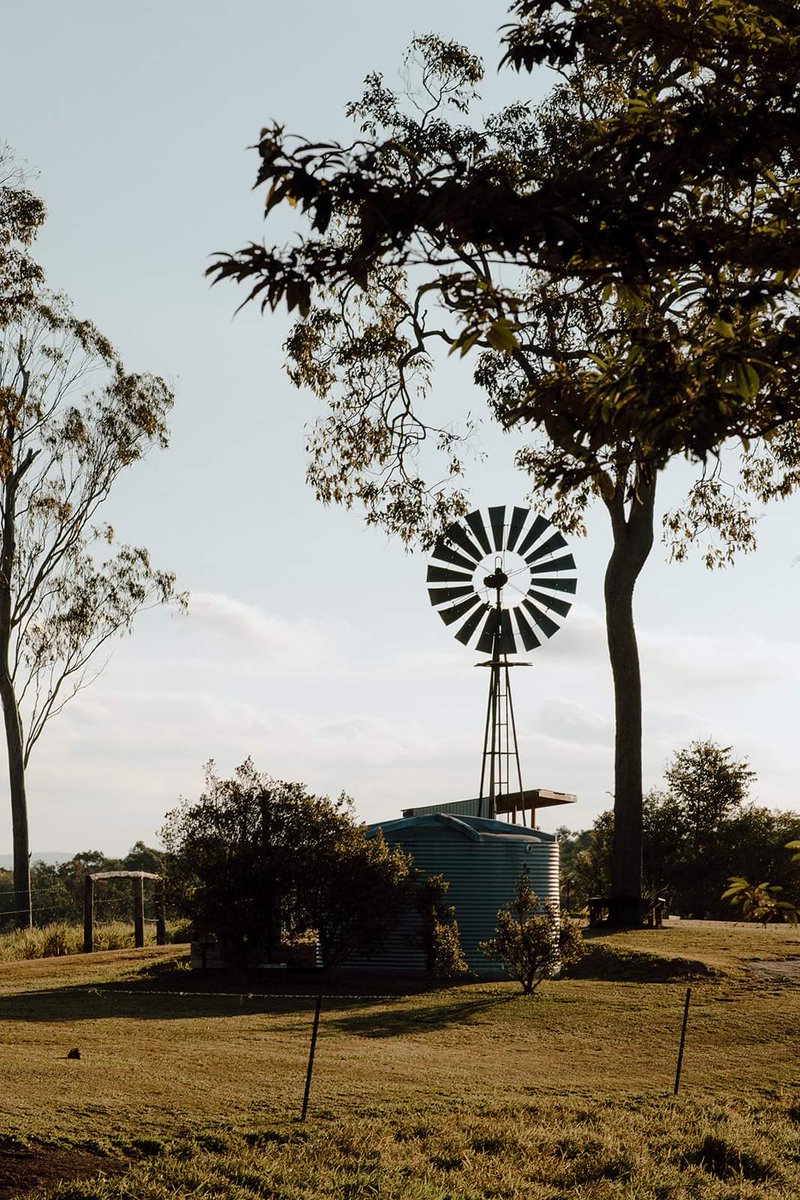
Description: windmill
427,505,576,825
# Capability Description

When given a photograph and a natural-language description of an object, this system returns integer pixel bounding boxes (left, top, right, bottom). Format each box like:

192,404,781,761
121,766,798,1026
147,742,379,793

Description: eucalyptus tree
210,5,800,922
0,279,181,927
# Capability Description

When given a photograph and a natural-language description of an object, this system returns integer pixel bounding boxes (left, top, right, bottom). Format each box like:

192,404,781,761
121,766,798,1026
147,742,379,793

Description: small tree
414,873,468,978
480,869,584,995
721,878,799,928
162,759,412,971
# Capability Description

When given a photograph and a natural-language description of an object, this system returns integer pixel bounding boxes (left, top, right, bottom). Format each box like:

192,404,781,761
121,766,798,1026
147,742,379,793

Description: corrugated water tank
363,813,560,975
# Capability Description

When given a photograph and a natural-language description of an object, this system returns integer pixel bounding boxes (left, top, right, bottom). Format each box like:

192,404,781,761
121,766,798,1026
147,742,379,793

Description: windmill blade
516,514,550,557
475,608,500,655
499,609,517,655
454,602,491,646
431,536,480,573
437,594,483,626
466,509,492,555
528,553,576,575
528,588,572,618
426,564,474,586
514,606,542,651
522,597,561,639
427,584,475,607
528,575,577,594
443,521,484,564
506,506,529,552
488,505,506,551
475,608,518,655
524,530,568,563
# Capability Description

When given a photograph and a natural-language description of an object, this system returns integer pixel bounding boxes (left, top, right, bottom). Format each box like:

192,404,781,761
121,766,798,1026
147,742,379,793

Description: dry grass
0,921,190,963
15,1095,800,1199
586,918,800,974
0,922,794,1197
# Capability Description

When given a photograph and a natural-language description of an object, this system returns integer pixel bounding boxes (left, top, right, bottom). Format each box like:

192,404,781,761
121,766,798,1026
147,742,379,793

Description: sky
1,2,799,858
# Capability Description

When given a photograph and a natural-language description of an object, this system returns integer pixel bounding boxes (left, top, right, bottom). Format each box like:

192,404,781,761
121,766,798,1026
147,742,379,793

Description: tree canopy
571,740,800,918
0,150,44,328
210,1,800,468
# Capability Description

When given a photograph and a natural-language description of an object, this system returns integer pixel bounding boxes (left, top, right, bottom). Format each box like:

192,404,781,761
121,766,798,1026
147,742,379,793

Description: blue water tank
363,813,560,975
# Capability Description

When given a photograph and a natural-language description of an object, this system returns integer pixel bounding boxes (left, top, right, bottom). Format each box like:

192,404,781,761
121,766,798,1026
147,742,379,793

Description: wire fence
1,973,794,1121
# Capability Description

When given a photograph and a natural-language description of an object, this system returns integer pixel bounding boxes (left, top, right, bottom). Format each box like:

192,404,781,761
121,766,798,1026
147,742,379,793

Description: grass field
0,920,797,1198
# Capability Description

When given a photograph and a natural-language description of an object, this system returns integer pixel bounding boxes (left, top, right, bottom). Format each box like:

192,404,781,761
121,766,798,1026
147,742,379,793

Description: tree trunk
0,665,30,928
0,457,32,928
603,469,657,927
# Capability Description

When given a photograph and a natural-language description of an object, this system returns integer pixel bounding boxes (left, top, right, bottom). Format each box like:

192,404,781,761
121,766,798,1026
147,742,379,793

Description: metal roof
402,790,575,820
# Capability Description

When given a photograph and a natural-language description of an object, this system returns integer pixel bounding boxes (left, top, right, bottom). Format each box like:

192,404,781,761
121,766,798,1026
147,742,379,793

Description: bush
162,759,412,970
480,869,585,995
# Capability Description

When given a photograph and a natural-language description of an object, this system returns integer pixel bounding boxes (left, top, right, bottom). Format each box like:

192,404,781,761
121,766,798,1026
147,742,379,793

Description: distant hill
0,852,73,869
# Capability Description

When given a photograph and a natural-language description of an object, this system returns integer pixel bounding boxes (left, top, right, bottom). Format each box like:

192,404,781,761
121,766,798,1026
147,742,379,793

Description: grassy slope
586,919,800,973
0,924,796,1198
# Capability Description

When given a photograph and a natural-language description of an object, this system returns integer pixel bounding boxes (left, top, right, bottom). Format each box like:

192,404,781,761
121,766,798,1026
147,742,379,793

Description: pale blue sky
2,2,798,856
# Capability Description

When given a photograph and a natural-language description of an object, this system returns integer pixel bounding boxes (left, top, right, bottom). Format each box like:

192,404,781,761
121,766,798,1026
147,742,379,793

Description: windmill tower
426,505,577,825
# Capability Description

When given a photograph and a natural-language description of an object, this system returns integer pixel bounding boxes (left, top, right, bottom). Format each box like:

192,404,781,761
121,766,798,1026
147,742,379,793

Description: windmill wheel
426,505,577,656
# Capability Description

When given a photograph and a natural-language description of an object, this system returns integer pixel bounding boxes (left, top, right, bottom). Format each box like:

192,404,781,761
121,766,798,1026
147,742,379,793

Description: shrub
721,877,799,926
414,874,468,977
480,869,585,994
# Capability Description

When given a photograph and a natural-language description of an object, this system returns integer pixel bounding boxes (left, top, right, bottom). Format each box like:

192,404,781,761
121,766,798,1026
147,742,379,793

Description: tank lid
368,813,556,843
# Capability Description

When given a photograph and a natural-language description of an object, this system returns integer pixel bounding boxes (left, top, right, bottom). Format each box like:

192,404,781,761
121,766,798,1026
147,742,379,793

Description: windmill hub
484,567,508,592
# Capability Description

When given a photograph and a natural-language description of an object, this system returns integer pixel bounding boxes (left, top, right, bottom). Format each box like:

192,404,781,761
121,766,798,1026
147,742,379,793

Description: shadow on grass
0,963,495,1024
324,991,519,1038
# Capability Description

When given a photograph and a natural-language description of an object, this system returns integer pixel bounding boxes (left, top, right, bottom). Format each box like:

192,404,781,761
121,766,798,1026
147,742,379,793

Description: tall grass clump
0,920,188,961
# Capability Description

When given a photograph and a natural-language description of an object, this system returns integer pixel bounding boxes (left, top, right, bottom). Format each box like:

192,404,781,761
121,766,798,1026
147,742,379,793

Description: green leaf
486,320,518,353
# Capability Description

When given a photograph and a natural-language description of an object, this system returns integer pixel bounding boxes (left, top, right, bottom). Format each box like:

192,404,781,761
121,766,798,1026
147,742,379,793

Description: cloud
543,604,606,663
179,591,347,673
641,627,800,690
536,697,613,747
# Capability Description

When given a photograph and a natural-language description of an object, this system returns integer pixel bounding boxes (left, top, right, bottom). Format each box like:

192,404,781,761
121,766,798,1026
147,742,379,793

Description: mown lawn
0,922,796,1198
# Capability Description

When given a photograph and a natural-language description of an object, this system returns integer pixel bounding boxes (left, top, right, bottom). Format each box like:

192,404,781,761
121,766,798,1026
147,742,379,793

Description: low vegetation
162,760,412,970
0,920,190,962
5,1096,799,1199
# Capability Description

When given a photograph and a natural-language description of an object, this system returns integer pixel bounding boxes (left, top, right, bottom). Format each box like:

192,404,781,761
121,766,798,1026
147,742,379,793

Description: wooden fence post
155,880,166,946
83,875,94,953
133,875,145,948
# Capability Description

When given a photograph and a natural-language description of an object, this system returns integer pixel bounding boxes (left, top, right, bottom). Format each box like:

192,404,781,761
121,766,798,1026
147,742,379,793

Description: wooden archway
83,870,166,953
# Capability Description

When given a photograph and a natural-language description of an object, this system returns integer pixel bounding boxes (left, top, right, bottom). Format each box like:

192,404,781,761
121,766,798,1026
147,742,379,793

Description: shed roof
369,813,556,844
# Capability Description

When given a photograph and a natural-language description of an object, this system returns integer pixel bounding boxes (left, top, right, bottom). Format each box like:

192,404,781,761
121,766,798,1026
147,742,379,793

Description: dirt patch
0,1145,127,1198
747,958,800,985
